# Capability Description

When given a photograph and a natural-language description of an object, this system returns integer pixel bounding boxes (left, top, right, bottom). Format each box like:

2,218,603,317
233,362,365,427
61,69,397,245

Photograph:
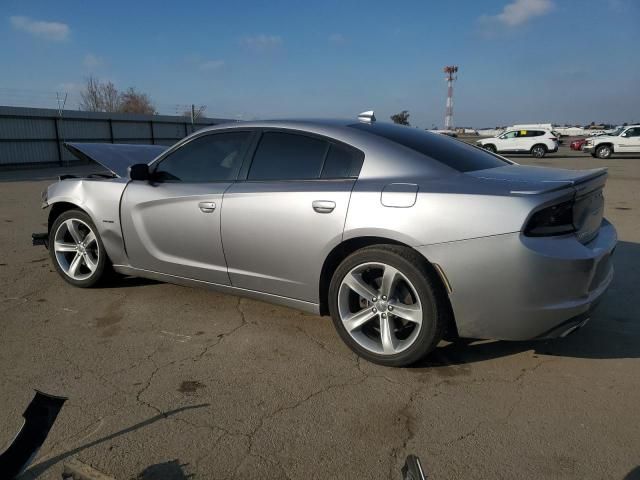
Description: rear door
514,129,534,151
120,130,252,284
221,130,363,302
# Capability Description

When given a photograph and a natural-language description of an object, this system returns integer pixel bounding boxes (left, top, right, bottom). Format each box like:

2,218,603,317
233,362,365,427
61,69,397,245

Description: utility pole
443,66,458,131
55,92,68,166
190,104,206,125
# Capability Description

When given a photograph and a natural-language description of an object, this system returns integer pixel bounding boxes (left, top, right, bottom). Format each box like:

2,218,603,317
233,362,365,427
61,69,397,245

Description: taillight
524,200,576,236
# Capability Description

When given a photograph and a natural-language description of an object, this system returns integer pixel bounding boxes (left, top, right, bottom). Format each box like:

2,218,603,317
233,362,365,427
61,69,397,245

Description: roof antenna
358,110,376,123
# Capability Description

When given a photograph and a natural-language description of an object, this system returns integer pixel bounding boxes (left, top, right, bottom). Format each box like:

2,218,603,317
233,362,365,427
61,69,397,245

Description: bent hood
64,142,167,178
467,164,607,195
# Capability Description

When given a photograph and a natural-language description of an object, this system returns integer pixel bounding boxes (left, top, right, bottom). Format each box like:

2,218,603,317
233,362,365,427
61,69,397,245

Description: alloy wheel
53,218,100,281
597,146,611,159
532,146,545,158
338,262,423,355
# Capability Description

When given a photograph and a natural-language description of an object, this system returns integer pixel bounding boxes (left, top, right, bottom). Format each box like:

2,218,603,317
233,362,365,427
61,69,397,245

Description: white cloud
480,0,554,27
10,15,69,41
199,59,225,71
240,34,282,51
83,53,102,69
328,33,345,45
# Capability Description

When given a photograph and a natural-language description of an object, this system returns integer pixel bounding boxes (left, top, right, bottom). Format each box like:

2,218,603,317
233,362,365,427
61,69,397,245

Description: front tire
531,144,547,158
596,144,612,159
328,246,447,367
49,209,109,287
484,144,497,153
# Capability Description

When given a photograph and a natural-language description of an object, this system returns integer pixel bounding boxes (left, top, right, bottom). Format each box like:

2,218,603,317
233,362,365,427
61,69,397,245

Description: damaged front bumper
32,232,48,248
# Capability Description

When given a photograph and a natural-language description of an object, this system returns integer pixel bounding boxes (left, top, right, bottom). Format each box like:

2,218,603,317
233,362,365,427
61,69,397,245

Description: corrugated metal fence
0,106,232,168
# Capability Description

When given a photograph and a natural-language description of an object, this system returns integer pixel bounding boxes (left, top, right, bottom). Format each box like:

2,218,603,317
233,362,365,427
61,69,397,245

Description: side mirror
129,163,150,181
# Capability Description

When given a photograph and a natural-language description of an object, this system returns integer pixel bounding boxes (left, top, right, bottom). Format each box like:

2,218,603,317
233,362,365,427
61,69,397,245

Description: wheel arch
48,201,88,233
596,142,614,153
530,143,548,152
318,236,458,337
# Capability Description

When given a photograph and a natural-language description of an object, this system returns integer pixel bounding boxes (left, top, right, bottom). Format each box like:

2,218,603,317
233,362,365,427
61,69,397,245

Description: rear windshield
349,123,509,172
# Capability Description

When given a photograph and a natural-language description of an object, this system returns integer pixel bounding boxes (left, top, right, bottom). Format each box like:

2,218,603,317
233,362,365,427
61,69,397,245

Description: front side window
624,127,640,137
154,132,250,182
248,132,329,181
502,131,517,139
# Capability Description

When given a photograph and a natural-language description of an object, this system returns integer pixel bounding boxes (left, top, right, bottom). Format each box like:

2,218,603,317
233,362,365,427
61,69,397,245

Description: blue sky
1,0,639,127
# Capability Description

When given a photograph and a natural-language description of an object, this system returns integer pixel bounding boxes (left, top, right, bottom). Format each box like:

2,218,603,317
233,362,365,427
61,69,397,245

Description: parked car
476,129,558,158
583,125,640,159
34,115,616,367
570,138,587,151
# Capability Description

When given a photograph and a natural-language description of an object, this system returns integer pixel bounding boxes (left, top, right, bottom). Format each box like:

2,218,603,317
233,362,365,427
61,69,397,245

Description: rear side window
248,132,328,181
350,123,508,172
321,143,364,178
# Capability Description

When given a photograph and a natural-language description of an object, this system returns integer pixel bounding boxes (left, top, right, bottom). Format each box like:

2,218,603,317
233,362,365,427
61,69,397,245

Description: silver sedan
35,114,616,367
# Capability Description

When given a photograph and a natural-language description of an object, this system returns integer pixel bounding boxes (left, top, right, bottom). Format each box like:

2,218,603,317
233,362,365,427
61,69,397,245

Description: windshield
609,127,624,136
350,123,509,172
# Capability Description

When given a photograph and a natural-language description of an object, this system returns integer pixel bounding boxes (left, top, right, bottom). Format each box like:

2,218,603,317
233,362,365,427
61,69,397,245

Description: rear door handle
312,200,336,213
198,201,216,213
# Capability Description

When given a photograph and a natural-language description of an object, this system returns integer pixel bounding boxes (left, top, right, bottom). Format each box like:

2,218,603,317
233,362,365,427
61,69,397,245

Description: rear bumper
417,219,617,340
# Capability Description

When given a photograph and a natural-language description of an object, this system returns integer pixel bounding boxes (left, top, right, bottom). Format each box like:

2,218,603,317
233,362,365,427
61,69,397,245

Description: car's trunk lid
64,142,167,178
468,164,607,244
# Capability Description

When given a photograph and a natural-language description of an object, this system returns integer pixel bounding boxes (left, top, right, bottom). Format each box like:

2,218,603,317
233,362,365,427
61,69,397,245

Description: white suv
476,129,559,158
583,125,640,159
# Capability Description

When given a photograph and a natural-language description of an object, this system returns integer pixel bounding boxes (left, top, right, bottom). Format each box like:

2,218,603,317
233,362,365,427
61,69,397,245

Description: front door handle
198,201,216,213
312,200,336,213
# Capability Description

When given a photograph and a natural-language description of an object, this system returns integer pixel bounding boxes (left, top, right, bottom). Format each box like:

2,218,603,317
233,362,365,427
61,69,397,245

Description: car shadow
416,240,640,367
624,467,640,480
137,459,193,479
98,275,161,289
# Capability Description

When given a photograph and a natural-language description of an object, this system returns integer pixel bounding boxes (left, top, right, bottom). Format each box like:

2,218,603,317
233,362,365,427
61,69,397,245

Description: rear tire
531,144,547,158
484,144,497,153
49,209,110,288
596,144,612,159
328,245,448,367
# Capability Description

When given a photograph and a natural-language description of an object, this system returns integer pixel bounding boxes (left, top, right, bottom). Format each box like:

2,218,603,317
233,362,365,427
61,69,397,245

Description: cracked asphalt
1,151,639,479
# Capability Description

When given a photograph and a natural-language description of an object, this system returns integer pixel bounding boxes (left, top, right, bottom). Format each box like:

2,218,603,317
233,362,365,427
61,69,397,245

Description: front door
121,130,252,284
496,131,518,152
616,127,640,153
221,130,364,302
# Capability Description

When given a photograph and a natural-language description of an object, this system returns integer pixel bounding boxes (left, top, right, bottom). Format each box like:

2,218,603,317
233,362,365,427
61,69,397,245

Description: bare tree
79,77,156,114
118,87,156,115
102,81,119,112
390,110,410,126
79,76,103,111
79,76,121,112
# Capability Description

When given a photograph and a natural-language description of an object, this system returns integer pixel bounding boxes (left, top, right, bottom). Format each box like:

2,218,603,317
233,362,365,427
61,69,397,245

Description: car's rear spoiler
64,142,167,178
469,165,607,195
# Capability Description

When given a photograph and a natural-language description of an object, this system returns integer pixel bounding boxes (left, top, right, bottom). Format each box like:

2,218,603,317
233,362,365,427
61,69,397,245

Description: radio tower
443,65,458,130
